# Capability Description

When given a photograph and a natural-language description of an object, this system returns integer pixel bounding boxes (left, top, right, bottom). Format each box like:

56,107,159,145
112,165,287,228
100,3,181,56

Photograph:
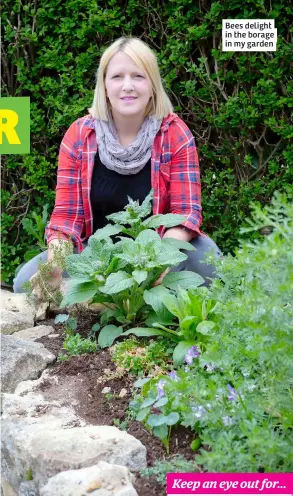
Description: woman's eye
136,75,144,78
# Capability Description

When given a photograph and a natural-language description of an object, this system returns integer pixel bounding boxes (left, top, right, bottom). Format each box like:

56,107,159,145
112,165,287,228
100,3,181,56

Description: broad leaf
135,229,161,245
164,412,180,426
100,271,134,295
133,377,151,388
162,271,204,290
180,316,199,333
136,407,151,422
143,286,173,322
122,327,167,338
196,320,216,335
154,397,169,408
155,248,187,267
61,281,98,307
143,214,186,229
153,424,168,441
141,397,157,408
161,238,196,251
132,269,148,284
173,340,197,365
98,325,123,348
147,414,166,427
66,254,93,280
54,314,69,324
89,224,122,241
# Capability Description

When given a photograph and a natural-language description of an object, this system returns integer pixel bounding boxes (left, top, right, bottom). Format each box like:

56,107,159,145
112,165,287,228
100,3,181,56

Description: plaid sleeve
169,120,202,236
45,119,84,252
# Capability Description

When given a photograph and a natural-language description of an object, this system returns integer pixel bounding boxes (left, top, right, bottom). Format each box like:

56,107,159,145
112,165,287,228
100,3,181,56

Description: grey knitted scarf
94,114,162,175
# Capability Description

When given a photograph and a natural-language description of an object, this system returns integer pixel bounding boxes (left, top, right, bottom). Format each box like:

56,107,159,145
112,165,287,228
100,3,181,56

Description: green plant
131,193,293,470
139,285,218,364
111,337,174,376
140,455,199,485
60,191,202,346
21,203,49,258
61,333,97,357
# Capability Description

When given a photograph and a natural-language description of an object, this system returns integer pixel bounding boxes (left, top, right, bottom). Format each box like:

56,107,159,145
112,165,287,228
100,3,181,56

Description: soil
36,308,196,496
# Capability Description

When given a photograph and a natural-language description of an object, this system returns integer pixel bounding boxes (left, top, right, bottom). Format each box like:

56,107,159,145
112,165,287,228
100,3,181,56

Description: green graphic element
0,97,30,154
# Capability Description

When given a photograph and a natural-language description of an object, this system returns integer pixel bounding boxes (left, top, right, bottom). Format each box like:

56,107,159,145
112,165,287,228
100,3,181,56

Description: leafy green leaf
164,411,180,426
97,325,123,348
153,424,168,441
141,397,157,408
143,214,186,229
162,271,205,290
173,340,197,365
136,407,151,421
147,414,166,427
89,224,123,241
54,313,69,324
143,286,173,322
61,281,98,307
196,320,216,335
100,271,134,295
133,377,151,388
132,269,148,284
161,238,196,251
122,327,167,338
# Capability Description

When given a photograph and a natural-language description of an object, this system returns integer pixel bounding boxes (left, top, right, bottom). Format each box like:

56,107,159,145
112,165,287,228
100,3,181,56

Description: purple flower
169,370,179,382
222,415,234,426
185,346,200,365
227,384,238,401
192,404,206,419
156,380,166,399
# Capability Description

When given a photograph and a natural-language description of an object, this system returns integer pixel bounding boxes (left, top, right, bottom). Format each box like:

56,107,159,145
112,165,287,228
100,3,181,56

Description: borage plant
61,190,201,347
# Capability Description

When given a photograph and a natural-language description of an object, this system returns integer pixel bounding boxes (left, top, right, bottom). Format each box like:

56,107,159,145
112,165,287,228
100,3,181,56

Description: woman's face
105,51,152,121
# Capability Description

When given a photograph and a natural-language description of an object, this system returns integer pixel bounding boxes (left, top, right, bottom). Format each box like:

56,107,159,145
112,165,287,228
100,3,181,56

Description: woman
14,37,221,297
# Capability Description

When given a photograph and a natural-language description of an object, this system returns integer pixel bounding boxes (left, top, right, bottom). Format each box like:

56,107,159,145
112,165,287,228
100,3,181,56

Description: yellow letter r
0,109,21,145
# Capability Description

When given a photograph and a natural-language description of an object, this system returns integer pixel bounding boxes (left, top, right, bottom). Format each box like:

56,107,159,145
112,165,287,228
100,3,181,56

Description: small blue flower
185,346,200,365
191,404,206,419
156,380,166,399
227,384,238,401
169,370,179,382
222,415,234,426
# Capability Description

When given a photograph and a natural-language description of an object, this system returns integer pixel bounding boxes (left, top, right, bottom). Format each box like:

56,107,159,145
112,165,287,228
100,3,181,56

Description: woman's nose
122,76,134,91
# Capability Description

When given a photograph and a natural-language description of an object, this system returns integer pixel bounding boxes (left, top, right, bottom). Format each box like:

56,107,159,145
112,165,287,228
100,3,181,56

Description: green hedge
1,0,292,283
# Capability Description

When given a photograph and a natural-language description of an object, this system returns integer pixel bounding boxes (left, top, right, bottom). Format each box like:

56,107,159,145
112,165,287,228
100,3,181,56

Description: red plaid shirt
45,112,202,252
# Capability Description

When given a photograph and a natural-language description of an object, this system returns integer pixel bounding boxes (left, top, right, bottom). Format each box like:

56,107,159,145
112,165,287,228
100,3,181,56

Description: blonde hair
88,37,173,120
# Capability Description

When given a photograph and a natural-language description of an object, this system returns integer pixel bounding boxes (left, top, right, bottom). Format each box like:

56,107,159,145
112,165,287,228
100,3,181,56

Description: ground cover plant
130,192,293,471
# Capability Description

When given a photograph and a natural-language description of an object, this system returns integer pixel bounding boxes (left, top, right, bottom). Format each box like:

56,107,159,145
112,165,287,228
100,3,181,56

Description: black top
90,151,152,233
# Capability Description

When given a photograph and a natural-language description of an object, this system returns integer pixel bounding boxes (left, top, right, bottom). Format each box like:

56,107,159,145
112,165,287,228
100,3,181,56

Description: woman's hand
152,267,170,287
152,227,195,286
30,263,62,302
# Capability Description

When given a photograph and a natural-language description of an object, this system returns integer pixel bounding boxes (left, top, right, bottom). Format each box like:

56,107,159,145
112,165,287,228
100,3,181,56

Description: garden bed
36,311,195,496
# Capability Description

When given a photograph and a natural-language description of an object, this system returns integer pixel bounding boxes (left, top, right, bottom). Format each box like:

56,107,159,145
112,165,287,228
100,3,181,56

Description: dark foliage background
1,0,292,283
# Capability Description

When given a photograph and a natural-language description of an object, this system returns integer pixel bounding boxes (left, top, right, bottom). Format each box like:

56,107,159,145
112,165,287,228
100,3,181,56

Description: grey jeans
13,235,221,293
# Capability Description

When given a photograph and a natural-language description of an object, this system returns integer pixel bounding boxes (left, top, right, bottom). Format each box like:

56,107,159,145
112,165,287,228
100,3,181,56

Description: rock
14,370,58,397
119,388,128,398
39,461,137,496
13,325,55,341
18,481,37,496
0,335,55,393
0,291,37,334
1,480,17,496
48,333,60,338
1,419,147,490
35,302,49,321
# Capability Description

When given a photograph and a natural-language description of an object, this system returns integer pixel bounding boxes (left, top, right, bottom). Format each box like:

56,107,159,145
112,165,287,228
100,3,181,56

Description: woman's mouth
121,97,137,101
